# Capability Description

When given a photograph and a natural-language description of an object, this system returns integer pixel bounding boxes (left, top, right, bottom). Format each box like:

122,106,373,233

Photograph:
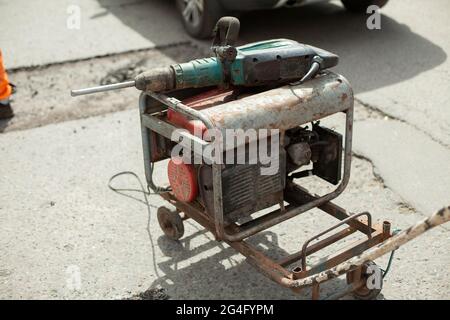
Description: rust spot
437,206,450,217
324,269,337,280
341,93,348,102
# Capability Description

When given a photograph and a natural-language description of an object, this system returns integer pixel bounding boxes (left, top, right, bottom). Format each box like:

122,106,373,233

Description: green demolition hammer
71,17,338,97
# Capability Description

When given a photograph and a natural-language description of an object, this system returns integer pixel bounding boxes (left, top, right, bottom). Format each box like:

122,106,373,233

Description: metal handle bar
300,211,372,271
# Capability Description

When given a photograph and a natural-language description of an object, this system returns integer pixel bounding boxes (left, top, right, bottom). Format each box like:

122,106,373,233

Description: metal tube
213,163,225,239
201,72,353,134
139,92,152,186
146,92,215,130
71,80,136,96
300,211,372,271
138,92,170,192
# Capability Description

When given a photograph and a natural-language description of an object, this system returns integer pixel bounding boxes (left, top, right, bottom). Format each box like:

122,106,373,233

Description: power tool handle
212,16,240,47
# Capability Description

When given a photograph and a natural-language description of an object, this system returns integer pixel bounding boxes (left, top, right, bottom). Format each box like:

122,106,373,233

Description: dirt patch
125,287,170,300
1,43,209,133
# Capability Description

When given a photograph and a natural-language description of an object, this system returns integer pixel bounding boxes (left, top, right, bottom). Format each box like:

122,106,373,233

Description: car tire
176,0,226,39
341,0,389,13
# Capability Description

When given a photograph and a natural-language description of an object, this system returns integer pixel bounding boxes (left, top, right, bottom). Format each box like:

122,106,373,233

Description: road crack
355,97,450,150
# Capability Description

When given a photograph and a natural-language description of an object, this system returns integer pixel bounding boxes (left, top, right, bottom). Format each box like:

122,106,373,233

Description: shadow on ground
109,173,363,300
0,117,12,132
96,0,446,94
139,227,356,300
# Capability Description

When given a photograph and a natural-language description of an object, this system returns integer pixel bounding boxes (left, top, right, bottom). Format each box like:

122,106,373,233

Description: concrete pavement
0,0,189,69
238,0,450,147
0,0,449,299
353,119,450,214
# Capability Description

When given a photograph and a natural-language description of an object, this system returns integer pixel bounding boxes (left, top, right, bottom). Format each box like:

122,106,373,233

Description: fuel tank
200,72,353,134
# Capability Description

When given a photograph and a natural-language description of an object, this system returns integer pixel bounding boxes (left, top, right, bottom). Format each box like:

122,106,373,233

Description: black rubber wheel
157,206,184,241
176,0,226,39
348,261,383,300
341,0,389,13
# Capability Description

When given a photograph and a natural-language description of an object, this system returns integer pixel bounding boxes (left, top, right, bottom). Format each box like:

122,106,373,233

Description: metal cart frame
138,83,449,300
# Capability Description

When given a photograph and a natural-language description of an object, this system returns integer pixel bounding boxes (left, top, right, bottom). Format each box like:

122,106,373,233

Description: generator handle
300,211,372,272
212,16,240,48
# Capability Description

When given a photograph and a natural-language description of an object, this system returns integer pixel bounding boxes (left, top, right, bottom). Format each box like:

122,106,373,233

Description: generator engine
145,72,349,224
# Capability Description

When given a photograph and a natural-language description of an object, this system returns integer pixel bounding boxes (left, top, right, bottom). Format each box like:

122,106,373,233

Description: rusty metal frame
299,211,372,272
138,83,375,299
138,78,450,299
140,72,354,242
159,190,389,299
158,191,450,299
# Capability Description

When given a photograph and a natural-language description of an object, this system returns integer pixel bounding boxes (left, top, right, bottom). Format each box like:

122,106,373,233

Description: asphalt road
0,0,449,299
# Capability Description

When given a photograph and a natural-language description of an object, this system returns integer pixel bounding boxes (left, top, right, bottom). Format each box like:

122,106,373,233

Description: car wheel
176,0,226,39
341,0,389,13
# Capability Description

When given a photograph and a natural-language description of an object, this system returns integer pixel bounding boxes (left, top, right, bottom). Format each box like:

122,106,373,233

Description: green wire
381,228,401,279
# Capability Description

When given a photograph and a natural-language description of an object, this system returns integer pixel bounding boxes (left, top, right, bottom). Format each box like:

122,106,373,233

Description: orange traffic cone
0,49,14,119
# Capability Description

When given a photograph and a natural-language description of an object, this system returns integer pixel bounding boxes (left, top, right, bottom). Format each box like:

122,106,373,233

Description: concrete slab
353,119,450,215
356,0,450,148
0,110,448,299
0,0,189,69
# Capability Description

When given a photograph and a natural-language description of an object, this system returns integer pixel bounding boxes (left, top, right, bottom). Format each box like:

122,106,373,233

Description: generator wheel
348,260,383,300
157,206,185,241
341,0,389,13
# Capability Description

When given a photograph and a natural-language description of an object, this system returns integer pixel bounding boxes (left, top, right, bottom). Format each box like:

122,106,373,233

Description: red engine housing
167,158,198,202
166,88,240,203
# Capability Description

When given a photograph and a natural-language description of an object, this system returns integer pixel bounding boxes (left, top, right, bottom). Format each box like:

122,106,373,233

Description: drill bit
71,80,136,97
